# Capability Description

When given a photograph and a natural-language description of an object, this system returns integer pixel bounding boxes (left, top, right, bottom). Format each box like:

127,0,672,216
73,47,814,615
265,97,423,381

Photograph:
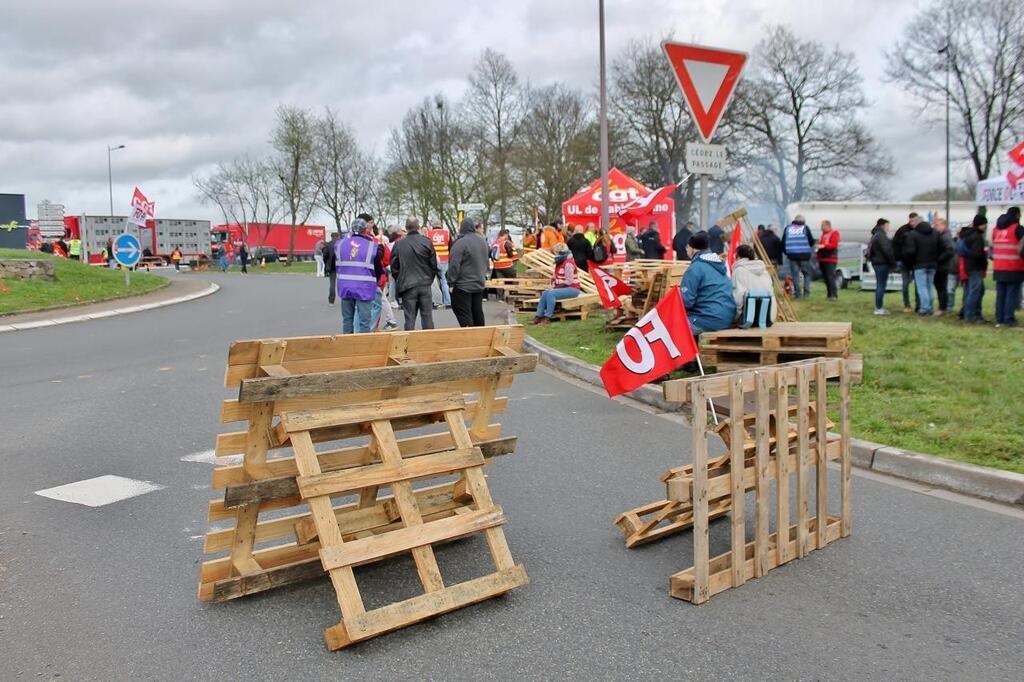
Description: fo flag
589,262,633,308
599,286,699,397
1007,141,1024,188
129,188,155,227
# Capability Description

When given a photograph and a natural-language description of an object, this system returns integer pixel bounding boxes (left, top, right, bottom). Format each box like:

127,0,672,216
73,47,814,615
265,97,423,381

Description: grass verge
521,278,1024,474
0,248,167,315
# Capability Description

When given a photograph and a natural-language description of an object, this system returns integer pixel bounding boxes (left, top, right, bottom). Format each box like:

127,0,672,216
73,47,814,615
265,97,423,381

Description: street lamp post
598,0,609,232
107,144,125,218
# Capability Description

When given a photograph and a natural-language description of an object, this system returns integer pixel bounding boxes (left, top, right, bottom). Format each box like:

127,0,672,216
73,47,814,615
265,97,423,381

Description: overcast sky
0,0,962,224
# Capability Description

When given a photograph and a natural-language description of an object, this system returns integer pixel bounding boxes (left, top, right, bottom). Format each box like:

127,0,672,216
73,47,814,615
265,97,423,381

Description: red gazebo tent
561,167,675,260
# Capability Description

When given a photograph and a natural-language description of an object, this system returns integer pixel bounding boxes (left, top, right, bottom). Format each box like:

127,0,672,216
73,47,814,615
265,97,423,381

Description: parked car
250,246,279,263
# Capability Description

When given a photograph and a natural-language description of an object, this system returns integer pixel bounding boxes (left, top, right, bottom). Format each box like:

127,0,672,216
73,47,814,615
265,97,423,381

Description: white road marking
35,475,164,507
180,449,242,466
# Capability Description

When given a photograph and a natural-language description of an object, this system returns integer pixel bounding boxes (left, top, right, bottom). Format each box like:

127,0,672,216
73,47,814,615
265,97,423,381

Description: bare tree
311,107,359,233
731,25,892,223
511,84,598,221
193,166,237,228
467,49,527,228
610,37,698,224
271,105,319,264
886,0,1024,181
194,158,284,250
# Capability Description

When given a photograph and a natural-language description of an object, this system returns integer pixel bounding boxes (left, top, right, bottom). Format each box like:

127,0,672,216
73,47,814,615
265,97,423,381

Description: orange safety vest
541,227,565,251
991,223,1024,273
491,237,518,270
171,249,182,262
428,228,450,263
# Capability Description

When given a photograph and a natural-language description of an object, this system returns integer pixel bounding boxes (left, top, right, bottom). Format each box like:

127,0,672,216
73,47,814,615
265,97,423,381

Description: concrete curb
0,282,220,333
521,327,1024,508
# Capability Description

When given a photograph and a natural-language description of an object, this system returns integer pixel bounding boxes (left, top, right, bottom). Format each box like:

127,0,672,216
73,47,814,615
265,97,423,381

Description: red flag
616,183,678,224
129,187,155,227
1007,141,1024,188
725,221,743,275
599,286,699,397
589,262,633,308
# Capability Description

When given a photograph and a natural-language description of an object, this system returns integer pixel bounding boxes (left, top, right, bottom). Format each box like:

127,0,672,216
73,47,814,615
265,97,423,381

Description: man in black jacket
567,225,593,271
959,215,989,323
672,221,695,261
390,217,439,330
892,213,920,312
447,218,490,327
639,222,666,259
757,225,783,267
324,231,340,304
903,220,952,316
868,219,896,314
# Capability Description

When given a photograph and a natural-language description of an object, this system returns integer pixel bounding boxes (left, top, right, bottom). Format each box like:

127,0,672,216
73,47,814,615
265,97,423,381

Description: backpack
955,237,968,257
593,243,607,262
490,243,501,260
739,290,774,329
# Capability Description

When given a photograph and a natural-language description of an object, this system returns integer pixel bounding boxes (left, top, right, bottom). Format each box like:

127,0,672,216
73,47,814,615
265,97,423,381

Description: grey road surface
2,272,1022,680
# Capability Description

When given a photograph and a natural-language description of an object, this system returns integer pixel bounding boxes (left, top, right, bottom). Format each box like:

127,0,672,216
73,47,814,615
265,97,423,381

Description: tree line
194,2,1024,260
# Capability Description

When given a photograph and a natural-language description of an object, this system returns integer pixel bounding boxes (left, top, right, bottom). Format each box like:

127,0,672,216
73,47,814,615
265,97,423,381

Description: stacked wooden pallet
699,322,852,370
198,326,537,649
601,260,688,330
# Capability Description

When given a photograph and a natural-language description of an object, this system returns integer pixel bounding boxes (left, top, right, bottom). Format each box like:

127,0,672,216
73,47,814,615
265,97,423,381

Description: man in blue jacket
679,231,736,336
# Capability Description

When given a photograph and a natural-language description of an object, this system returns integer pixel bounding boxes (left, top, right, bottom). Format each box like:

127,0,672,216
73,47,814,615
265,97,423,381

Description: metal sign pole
699,174,710,230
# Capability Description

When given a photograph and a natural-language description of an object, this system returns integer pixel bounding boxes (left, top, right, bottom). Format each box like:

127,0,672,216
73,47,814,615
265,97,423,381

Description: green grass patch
226,260,316,274
0,248,166,315
521,278,1024,474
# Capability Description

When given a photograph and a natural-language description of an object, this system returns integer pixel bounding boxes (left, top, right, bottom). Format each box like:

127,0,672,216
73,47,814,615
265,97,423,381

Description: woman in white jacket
731,244,778,324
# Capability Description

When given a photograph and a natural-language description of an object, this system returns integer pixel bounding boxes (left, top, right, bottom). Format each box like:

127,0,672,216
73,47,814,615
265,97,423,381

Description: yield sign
662,41,747,143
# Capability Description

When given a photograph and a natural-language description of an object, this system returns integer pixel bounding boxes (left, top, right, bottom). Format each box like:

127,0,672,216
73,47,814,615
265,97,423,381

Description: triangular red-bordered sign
662,41,747,143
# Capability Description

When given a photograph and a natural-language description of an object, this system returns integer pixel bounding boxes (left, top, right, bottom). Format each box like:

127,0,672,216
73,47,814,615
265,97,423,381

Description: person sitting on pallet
532,243,580,325
680,231,736,337
731,244,777,328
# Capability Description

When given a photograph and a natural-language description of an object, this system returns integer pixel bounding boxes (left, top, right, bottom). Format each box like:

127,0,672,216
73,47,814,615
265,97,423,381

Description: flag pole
695,354,719,426
598,0,610,233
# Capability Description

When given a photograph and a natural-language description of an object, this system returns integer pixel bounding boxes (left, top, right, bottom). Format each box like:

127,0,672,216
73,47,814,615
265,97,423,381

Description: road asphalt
2,272,1022,680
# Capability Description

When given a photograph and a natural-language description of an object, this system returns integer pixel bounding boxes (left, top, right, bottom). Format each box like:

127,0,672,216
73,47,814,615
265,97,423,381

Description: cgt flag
129,187,155,227
600,286,699,397
1007,141,1024,188
589,262,633,308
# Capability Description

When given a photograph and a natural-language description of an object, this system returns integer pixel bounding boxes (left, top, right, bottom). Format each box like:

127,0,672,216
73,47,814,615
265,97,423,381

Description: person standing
781,214,814,298
426,219,452,308
893,213,921,312
757,225,783,268
639,221,666,259
313,237,326,277
541,220,566,252
934,219,956,313
336,218,384,334
218,243,229,272
532,243,580,325
816,220,841,301
959,214,989,323
992,206,1024,327
325,231,340,304
238,242,249,274
707,223,725,255
624,226,644,261
170,246,183,272
106,238,117,268
567,225,593,271
868,218,896,314
390,217,438,330
672,221,695,261
592,228,615,265
584,222,599,247
490,228,518,279
447,218,489,327
903,219,950,316
522,226,539,254
68,235,82,261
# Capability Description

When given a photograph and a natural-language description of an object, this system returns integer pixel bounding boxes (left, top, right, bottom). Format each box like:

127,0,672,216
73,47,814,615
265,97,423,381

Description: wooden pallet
197,326,536,605
603,261,687,330
284,393,527,649
616,357,852,603
520,250,599,296
700,322,851,352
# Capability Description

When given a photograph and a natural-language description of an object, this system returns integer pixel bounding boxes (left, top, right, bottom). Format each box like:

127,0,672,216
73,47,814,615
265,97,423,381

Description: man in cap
336,217,385,333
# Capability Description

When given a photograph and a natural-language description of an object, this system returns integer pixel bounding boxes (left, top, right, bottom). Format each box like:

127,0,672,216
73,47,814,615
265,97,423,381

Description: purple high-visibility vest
335,235,378,301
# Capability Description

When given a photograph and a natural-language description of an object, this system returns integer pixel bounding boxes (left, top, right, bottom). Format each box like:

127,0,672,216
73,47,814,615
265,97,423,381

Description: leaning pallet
284,391,527,649
197,326,536,626
615,357,852,603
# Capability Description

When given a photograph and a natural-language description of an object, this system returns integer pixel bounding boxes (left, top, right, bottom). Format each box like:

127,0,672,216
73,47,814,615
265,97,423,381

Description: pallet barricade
603,261,688,330
615,357,852,603
197,325,536,645
515,250,602,320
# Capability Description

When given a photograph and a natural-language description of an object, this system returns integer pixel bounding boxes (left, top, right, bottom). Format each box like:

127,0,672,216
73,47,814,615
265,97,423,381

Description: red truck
211,223,328,261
